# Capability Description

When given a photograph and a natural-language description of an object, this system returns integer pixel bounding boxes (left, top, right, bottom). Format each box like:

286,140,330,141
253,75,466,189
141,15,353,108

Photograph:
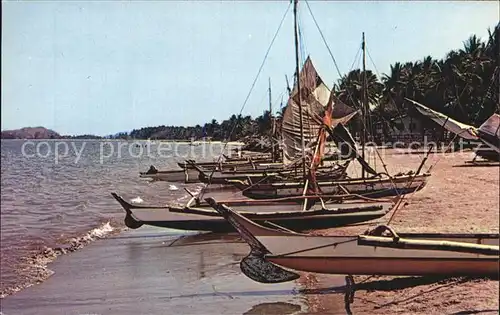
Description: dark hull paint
242,185,425,200
475,147,500,162
137,210,388,233
111,193,390,233
199,167,347,185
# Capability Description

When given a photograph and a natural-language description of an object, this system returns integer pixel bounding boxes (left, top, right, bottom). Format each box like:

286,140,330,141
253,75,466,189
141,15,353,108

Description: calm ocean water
0,140,226,296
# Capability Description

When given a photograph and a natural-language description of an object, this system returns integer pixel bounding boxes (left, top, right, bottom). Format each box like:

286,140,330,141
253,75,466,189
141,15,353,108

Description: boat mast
361,32,368,179
293,0,306,178
268,77,276,162
497,25,499,114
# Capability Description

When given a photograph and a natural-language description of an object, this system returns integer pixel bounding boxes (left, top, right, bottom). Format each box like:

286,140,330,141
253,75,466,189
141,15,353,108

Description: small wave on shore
1,222,118,298
1,140,218,299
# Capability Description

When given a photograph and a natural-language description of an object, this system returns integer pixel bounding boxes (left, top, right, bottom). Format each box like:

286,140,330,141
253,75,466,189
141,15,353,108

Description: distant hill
1,127,61,139
63,134,102,139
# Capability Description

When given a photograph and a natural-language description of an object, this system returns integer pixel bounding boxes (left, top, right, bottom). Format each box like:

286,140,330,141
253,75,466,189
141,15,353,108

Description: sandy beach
3,0,499,312
1,149,498,315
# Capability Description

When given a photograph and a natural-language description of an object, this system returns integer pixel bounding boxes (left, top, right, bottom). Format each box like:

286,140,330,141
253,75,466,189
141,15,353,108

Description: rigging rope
365,46,414,142
273,88,287,111
297,9,307,67
425,134,459,173
365,46,429,169
304,0,343,88
257,88,271,112
304,1,396,183
304,0,369,121
350,47,362,76
197,2,292,200
386,133,459,226
477,66,499,115
276,236,359,257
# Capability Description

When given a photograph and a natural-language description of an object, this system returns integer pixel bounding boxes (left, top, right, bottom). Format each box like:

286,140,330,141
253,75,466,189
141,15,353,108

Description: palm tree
461,35,484,56
334,69,383,138
381,62,405,116
336,69,382,109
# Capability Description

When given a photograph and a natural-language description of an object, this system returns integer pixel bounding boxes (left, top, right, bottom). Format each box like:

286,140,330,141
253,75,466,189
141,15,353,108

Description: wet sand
1,227,305,315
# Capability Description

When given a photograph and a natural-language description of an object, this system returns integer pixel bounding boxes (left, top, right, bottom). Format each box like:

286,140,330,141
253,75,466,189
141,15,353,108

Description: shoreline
1,226,306,315
1,150,497,314
0,221,122,299
0,138,245,144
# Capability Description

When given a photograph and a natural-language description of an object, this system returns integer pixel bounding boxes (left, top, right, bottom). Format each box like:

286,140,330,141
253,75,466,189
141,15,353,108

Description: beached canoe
111,193,394,233
194,162,348,185
207,199,499,283
229,173,430,199
177,159,277,171
139,166,200,183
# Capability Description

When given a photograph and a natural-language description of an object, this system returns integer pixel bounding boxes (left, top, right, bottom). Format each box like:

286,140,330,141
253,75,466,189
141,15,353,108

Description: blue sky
2,1,498,136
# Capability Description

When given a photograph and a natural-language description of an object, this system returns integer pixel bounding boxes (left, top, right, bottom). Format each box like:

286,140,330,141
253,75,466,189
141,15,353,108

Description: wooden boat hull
235,173,430,199
177,159,276,170
263,233,499,277
217,162,345,175
268,256,498,277
178,160,322,172
139,169,200,183
224,153,272,162
475,145,500,162
197,170,292,185
127,211,388,233
197,165,347,185
206,199,499,280
111,193,392,232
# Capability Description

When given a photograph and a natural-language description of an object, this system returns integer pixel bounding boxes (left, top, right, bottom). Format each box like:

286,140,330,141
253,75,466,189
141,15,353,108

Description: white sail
407,99,478,140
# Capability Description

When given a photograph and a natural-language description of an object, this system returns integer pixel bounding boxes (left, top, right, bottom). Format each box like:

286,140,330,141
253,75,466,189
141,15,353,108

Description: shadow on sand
167,232,242,247
161,275,496,315
299,275,498,315
449,310,499,315
243,302,302,315
453,162,500,168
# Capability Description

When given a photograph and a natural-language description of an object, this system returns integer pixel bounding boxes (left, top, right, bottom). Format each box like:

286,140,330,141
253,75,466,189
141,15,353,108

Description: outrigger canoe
229,172,430,199
177,159,279,171
206,198,499,283
111,193,395,233
139,166,200,183
193,162,349,185
138,160,282,183
140,158,349,184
